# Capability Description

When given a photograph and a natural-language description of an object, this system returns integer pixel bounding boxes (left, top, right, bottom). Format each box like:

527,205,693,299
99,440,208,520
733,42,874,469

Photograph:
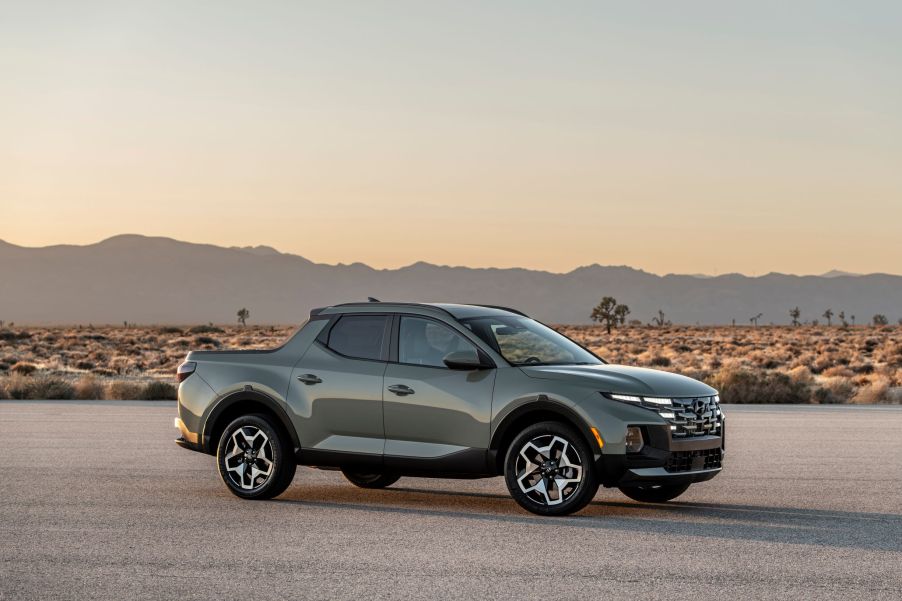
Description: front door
286,314,390,460
382,315,495,461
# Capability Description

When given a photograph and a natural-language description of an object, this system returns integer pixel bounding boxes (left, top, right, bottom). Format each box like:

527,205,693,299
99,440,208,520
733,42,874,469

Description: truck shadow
275,485,902,552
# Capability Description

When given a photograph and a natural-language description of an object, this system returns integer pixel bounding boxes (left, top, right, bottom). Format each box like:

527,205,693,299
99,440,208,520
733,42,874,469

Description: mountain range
0,235,899,325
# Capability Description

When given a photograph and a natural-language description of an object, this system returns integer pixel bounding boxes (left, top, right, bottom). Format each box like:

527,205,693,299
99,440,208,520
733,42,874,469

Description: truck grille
665,448,722,472
666,395,723,438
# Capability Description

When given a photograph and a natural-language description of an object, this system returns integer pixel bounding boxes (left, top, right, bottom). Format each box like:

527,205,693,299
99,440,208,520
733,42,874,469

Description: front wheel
504,421,598,516
618,482,690,503
216,414,296,500
341,469,401,489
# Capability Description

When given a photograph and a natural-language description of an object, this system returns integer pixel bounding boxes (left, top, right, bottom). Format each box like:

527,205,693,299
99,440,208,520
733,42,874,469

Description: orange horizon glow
3,2,901,276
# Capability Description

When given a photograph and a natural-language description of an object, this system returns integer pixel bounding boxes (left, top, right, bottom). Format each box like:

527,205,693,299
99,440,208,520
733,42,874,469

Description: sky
2,1,901,275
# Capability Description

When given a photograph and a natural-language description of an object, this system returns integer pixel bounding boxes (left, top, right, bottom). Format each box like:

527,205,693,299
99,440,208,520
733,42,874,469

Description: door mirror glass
442,349,486,370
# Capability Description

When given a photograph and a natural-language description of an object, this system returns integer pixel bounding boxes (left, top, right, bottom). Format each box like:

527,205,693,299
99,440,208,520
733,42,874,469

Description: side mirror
443,349,490,370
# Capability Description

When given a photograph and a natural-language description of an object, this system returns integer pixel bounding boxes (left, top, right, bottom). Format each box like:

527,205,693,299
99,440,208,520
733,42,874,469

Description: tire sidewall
504,421,598,516
216,414,292,500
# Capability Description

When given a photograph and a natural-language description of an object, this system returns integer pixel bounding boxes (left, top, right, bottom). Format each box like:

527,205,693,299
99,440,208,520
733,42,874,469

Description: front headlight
606,392,673,409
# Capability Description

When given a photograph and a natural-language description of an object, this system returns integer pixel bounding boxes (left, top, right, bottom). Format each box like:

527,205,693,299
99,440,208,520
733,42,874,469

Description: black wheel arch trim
202,389,301,454
488,396,599,470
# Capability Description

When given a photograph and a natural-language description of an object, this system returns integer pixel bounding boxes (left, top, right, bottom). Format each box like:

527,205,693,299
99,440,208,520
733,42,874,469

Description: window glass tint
460,316,602,366
327,315,388,361
399,317,476,368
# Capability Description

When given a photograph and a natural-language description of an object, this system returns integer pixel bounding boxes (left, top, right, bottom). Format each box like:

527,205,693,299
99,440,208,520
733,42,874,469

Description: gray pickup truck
175,301,724,516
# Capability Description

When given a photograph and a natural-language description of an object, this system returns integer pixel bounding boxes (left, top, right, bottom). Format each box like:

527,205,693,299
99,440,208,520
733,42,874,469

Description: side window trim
320,313,392,363
395,314,481,370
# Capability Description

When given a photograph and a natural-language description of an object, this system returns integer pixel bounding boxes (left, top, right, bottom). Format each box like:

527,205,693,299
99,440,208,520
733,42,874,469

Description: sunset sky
3,1,901,275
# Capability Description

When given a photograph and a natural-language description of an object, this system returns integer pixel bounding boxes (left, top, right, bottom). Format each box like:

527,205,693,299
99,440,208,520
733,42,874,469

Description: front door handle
297,374,323,385
387,384,415,396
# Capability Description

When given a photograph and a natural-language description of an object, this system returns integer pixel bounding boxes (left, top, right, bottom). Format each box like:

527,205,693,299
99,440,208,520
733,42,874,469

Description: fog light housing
625,427,644,453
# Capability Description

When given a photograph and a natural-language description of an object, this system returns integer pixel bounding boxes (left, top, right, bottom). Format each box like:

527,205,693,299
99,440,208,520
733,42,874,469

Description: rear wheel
341,469,401,489
618,483,690,503
504,421,598,516
216,414,296,500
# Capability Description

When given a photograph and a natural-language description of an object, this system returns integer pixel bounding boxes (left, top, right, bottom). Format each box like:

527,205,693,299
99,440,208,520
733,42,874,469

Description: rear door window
327,315,389,361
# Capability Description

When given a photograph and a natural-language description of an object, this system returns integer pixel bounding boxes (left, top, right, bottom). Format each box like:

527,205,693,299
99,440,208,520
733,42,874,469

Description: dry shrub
139,381,177,400
823,366,855,378
11,362,37,375
851,375,892,404
106,381,144,400
74,375,106,400
788,365,814,385
707,367,810,404
649,355,672,367
3,374,75,399
813,377,855,404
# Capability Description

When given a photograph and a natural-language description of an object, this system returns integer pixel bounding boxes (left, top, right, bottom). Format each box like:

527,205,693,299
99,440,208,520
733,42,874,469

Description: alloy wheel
515,434,583,506
223,425,275,490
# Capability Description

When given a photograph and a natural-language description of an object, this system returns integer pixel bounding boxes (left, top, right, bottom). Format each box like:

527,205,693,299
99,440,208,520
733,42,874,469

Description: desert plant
652,310,671,327
749,313,763,327
188,325,224,334
590,297,628,334
838,311,849,328
106,381,144,400
139,380,177,400
614,304,631,326
10,362,37,376
823,309,833,326
707,367,810,404
74,375,106,400
237,307,250,327
789,307,801,326
649,355,672,367
5,375,76,400
873,314,889,326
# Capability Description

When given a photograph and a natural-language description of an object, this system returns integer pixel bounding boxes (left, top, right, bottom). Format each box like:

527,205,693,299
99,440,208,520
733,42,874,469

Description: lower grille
665,448,722,473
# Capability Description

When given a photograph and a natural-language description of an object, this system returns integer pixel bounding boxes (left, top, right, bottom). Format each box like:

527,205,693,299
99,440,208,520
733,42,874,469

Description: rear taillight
177,361,196,383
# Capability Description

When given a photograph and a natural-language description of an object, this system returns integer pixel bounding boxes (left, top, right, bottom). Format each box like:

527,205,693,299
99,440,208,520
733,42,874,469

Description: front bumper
596,423,725,487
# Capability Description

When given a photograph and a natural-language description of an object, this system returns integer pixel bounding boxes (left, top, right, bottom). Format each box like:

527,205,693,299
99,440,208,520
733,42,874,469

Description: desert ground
0,324,899,403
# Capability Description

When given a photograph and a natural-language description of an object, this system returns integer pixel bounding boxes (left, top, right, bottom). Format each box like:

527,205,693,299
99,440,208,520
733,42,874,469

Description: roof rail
329,301,456,318
471,304,529,317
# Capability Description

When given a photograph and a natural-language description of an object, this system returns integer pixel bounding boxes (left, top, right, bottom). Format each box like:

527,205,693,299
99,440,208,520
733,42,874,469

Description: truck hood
519,364,716,398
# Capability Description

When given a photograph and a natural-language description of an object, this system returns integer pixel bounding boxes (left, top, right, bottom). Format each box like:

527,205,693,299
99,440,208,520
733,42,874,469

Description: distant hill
0,235,899,325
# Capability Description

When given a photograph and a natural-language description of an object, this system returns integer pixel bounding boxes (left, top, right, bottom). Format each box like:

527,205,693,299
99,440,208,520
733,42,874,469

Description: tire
216,414,296,500
618,482,690,503
341,469,401,489
503,421,599,516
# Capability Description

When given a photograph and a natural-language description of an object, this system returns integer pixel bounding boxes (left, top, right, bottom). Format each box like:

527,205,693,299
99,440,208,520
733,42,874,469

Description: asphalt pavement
1,401,900,600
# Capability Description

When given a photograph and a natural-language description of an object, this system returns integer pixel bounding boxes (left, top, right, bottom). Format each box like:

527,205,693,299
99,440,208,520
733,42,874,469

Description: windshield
459,315,603,366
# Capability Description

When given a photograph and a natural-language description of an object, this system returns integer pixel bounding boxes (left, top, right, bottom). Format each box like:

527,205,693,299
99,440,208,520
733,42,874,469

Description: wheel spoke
223,425,275,491
515,433,583,507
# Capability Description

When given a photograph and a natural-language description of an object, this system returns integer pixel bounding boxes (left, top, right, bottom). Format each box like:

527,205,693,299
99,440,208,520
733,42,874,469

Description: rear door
286,314,390,459
382,315,495,461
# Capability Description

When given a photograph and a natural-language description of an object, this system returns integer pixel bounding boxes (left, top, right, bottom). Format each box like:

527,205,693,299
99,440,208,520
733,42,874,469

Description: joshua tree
789,307,801,326
614,304,631,327
591,296,629,334
652,309,671,328
838,311,849,328
851,315,856,326
822,309,834,326
237,307,250,327
750,313,763,327
872,314,888,326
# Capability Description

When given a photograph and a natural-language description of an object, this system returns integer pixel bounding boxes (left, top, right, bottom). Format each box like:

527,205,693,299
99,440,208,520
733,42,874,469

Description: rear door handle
387,384,415,396
297,374,322,385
